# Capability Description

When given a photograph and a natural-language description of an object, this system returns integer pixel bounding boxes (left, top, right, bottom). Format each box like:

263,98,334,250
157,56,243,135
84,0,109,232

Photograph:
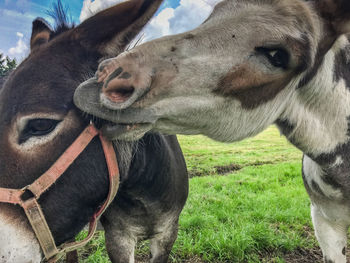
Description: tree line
0,53,17,77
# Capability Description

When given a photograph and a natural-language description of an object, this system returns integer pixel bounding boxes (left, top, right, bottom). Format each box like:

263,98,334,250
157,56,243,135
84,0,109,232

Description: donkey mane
47,0,75,40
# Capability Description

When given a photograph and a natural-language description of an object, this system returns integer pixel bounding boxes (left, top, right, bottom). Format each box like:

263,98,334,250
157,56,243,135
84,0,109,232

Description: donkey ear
317,0,350,35
30,18,53,51
73,0,163,56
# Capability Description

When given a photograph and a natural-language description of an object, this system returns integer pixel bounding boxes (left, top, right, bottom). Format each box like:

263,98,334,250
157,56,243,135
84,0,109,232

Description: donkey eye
19,119,61,144
256,47,289,69
25,119,60,135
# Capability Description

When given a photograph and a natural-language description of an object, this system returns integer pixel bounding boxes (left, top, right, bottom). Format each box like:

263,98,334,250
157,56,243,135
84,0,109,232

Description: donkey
74,0,350,262
0,1,189,262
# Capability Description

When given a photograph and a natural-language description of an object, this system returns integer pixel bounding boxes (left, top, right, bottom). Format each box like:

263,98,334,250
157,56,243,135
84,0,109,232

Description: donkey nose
97,57,152,110
102,73,135,103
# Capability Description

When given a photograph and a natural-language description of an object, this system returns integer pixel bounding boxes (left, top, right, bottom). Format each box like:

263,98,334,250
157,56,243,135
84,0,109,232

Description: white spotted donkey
75,0,350,262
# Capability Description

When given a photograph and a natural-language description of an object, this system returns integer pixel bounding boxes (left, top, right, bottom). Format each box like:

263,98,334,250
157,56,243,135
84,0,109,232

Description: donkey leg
66,250,79,263
149,220,179,263
311,204,348,263
104,229,136,263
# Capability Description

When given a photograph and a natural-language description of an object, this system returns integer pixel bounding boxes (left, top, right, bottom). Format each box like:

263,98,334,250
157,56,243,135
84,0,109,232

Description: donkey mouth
74,78,156,140
74,78,156,123
81,111,153,141
101,122,153,141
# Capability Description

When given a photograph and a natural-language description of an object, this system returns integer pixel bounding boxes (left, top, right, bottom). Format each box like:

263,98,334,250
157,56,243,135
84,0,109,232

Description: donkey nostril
105,86,135,103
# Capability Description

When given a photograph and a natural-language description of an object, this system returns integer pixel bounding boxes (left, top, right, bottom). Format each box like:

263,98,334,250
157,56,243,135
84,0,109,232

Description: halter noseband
0,124,120,262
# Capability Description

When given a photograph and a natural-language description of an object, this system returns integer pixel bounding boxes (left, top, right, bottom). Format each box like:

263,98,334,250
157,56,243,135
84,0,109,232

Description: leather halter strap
0,124,120,261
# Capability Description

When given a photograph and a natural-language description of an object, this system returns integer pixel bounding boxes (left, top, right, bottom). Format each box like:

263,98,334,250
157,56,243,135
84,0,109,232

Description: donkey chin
0,208,42,263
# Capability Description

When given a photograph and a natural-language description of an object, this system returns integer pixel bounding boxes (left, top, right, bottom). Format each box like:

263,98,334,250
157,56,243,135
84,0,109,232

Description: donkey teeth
126,124,138,131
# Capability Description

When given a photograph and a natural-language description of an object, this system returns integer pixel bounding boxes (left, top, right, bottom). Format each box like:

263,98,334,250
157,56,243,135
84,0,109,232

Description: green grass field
74,126,320,263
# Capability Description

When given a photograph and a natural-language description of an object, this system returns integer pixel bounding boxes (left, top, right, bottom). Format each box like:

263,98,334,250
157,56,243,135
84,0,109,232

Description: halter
0,124,120,262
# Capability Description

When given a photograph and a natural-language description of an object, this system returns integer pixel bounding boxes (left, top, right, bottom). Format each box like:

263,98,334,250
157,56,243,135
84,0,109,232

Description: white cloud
79,0,223,43
2,8,36,20
142,0,222,42
204,0,223,7
8,32,28,59
80,0,126,22
142,7,175,40
16,32,24,38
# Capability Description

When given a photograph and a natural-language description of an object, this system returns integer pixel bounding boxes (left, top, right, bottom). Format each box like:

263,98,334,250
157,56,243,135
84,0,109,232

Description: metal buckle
20,185,36,203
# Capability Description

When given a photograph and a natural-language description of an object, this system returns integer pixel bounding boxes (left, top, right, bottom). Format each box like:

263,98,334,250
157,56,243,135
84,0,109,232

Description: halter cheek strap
0,124,120,261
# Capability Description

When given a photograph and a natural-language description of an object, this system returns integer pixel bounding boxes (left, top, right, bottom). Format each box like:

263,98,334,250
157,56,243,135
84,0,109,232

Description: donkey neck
278,34,350,166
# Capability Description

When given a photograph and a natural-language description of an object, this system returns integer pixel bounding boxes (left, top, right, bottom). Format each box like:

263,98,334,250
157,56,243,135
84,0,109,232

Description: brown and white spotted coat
74,0,350,262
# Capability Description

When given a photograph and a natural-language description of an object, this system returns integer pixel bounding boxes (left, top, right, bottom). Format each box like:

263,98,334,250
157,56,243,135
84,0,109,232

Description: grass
72,126,317,263
173,162,312,262
179,127,301,177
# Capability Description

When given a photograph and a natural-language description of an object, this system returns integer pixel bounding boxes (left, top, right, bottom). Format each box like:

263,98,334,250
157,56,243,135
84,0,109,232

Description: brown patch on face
214,31,315,109
286,34,312,73
215,64,293,109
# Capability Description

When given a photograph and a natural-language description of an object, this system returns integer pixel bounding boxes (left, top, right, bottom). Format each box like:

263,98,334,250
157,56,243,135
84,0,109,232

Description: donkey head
75,0,350,144
0,0,162,261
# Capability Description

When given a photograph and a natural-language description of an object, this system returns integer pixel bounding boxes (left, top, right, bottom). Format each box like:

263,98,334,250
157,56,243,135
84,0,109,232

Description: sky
0,0,221,62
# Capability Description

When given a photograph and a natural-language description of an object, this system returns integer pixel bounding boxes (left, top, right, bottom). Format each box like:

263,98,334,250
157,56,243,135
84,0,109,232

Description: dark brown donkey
0,1,188,262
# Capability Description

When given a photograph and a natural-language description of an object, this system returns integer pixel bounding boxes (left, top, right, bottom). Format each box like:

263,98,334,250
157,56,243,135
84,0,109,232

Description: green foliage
0,53,17,76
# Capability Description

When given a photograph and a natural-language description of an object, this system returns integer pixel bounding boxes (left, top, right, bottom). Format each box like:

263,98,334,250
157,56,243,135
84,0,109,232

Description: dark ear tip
32,17,52,31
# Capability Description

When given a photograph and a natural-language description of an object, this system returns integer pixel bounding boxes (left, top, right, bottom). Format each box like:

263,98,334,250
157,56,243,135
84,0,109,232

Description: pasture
73,127,323,263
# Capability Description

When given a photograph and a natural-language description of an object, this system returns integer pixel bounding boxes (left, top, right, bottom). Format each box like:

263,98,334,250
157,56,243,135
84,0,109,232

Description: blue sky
0,0,218,61
0,0,84,59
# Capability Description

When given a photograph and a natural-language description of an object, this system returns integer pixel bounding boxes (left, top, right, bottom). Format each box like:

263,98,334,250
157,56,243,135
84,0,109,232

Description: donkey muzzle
95,56,154,111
